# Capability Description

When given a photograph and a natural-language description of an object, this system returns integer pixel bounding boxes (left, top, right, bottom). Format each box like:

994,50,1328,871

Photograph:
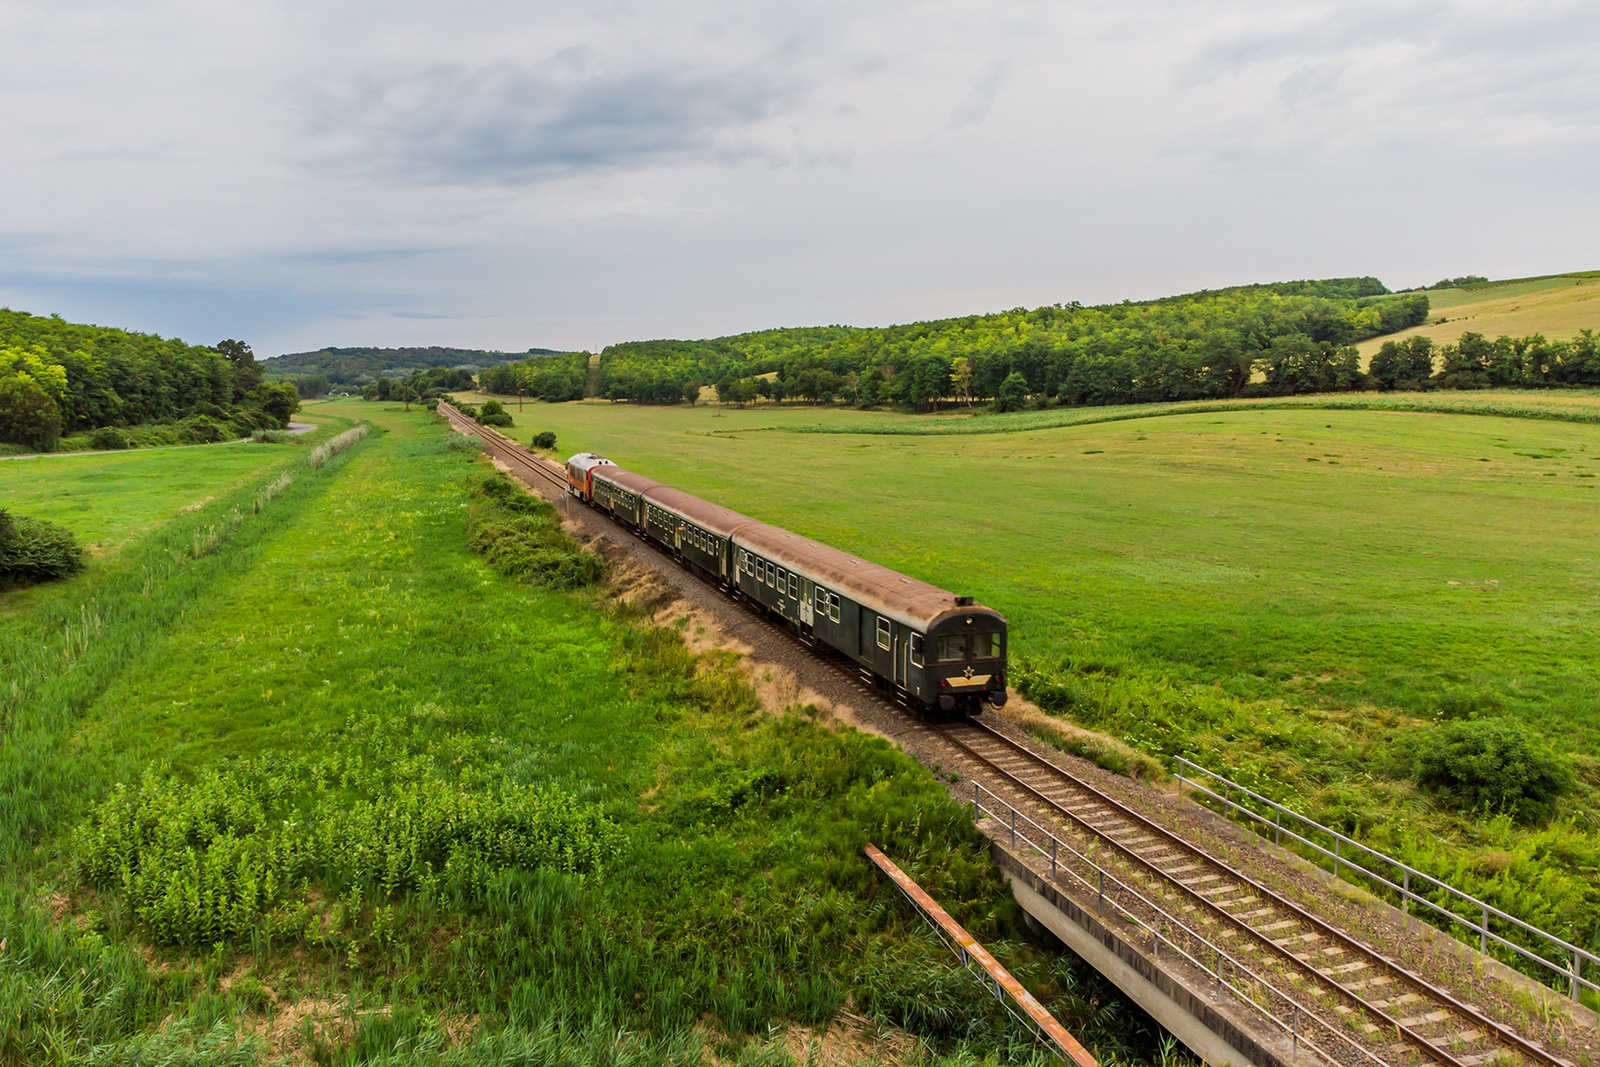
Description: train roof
593,467,663,495
735,521,1003,633
641,485,760,538
594,463,1004,634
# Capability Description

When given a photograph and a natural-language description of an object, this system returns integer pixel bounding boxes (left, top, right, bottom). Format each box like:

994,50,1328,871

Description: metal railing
1174,757,1599,1007
971,781,1403,1067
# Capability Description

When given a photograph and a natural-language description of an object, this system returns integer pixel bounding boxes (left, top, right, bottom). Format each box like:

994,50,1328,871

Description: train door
893,629,906,687
799,579,814,625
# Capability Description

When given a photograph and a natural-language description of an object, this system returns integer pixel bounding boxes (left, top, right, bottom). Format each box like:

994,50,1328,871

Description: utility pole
518,386,524,412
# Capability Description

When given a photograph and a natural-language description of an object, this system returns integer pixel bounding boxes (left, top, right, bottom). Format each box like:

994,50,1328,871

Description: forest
264,345,567,387
0,310,299,451
587,278,1432,407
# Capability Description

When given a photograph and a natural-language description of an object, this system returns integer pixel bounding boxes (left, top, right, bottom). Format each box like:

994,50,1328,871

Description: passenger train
565,452,1007,715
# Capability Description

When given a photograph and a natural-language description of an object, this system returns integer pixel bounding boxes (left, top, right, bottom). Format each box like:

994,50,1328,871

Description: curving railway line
438,401,1585,1067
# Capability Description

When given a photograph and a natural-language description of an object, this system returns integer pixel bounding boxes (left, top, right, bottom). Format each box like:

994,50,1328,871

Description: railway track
438,401,1582,1067
919,718,1573,1067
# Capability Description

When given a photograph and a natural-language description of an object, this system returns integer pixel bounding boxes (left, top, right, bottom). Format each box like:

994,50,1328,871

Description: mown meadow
0,399,1161,1065
483,392,1600,991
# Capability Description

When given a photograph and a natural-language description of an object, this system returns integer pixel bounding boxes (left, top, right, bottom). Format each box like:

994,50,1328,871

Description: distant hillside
1355,270,1600,359
596,277,1430,406
263,346,574,386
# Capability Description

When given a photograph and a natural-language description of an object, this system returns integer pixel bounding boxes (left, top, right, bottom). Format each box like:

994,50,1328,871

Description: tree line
0,310,299,451
590,279,1432,409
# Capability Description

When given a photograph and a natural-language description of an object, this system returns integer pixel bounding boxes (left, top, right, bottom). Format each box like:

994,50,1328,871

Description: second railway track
438,401,1585,1067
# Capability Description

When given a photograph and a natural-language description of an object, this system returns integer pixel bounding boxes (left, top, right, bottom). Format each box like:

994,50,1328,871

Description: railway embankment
439,402,1597,1067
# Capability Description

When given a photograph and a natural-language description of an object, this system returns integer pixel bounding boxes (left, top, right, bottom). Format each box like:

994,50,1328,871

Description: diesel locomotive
565,451,1007,715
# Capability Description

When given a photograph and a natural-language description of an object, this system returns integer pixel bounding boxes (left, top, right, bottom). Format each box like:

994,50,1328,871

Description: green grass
1,398,1161,1066
1356,272,1600,356
466,396,1600,975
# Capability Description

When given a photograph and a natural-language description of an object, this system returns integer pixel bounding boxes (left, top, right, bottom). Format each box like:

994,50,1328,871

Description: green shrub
455,402,479,418
480,399,505,417
174,415,233,444
1409,717,1575,823
446,431,483,452
531,430,557,449
0,509,85,583
250,429,291,444
465,472,603,589
89,425,130,450
479,411,514,427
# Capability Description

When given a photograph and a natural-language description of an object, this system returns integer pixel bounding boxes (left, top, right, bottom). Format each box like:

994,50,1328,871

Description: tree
216,339,263,402
1368,337,1435,391
682,378,702,405
949,357,974,408
251,381,301,427
0,374,62,449
995,371,1028,413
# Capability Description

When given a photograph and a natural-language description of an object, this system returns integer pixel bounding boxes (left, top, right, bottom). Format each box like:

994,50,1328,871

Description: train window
937,634,968,662
910,633,925,667
775,567,785,590
788,574,798,598
975,633,1002,659
768,565,778,588
876,617,891,651
814,587,826,615
827,593,841,623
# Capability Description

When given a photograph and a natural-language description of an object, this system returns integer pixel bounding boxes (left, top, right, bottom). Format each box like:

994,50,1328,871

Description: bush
480,399,505,417
446,431,483,452
531,431,557,450
479,410,514,428
175,415,233,444
0,509,85,583
251,429,291,443
465,472,604,589
1409,717,1575,823
89,426,129,450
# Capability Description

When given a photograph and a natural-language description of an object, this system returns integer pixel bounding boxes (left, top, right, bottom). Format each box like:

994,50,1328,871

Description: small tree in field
682,379,702,406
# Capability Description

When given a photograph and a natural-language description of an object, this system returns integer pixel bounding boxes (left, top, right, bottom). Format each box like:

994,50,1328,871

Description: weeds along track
919,719,1577,1067
436,402,1586,1067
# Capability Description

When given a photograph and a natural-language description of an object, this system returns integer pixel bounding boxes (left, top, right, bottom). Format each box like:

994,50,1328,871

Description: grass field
478,393,1600,962
1,398,1156,1066
1355,272,1600,358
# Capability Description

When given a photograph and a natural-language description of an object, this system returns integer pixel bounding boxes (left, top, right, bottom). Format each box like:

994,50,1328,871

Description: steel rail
932,720,1571,1067
1174,757,1599,1004
970,781,1395,1067
438,403,568,492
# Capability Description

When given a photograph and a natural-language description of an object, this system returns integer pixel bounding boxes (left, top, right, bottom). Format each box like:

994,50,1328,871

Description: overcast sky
1,0,1596,355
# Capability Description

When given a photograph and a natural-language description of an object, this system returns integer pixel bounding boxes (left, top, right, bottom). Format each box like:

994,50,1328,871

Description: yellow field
1356,272,1600,359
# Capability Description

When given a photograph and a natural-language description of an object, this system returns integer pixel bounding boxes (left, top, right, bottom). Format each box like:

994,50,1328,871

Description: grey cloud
305,58,807,184
947,62,1010,129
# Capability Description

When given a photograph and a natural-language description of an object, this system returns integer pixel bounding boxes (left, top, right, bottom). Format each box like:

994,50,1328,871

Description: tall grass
309,424,371,468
